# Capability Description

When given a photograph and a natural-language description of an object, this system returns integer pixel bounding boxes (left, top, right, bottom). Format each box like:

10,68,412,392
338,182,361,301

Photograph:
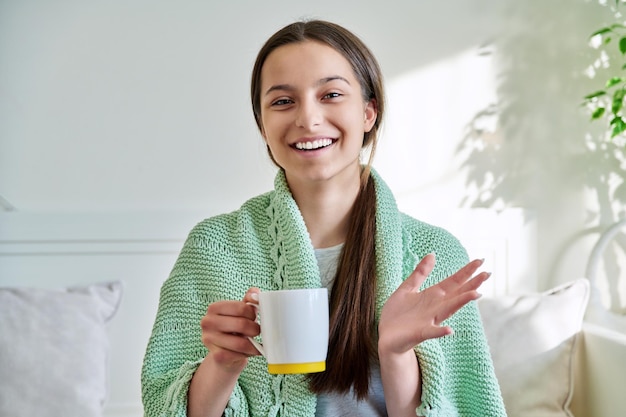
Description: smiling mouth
293,138,335,151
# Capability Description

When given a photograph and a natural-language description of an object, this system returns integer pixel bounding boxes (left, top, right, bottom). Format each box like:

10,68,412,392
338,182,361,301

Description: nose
295,98,322,129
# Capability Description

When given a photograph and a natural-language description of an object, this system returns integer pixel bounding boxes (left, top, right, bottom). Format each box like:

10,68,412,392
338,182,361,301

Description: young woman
141,20,507,417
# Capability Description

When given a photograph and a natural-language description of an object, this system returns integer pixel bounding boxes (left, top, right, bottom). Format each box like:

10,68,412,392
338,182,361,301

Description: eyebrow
264,75,351,96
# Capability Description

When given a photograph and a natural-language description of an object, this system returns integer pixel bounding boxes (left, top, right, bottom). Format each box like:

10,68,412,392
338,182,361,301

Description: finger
208,299,257,321
242,287,260,305
432,291,482,325
404,253,436,290
420,325,454,341
438,258,485,292
203,333,259,356
457,271,491,294
204,315,260,339
204,306,260,335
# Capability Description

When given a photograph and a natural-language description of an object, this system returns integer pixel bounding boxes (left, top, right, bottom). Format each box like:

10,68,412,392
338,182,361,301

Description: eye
323,92,342,100
270,98,294,107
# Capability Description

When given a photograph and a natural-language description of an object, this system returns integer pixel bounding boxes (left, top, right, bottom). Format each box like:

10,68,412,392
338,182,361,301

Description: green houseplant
456,0,626,309
583,0,626,141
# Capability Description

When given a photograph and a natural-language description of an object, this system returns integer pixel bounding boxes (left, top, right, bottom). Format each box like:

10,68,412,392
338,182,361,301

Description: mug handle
246,302,265,357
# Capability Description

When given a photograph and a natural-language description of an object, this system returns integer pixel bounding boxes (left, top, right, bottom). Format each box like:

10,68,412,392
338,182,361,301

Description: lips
293,138,335,150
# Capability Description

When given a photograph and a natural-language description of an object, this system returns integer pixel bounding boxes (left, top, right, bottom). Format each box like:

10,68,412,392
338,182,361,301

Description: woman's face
259,40,377,188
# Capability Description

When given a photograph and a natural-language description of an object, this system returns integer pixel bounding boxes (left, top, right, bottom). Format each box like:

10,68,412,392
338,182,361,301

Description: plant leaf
606,77,624,88
620,37,626,54
591,27,613,38
613,91,625,114
592,107,606,119
612,117,626,137
584,90,607,100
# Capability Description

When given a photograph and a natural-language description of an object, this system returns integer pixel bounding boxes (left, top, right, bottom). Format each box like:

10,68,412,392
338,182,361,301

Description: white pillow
0,281,123,417
478,278,589,417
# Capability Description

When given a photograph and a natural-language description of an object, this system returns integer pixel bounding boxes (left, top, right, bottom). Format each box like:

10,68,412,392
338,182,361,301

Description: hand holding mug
200,288,261,372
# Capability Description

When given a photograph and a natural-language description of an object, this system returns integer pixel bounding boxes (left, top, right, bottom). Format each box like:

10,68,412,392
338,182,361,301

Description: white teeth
295,138,333,150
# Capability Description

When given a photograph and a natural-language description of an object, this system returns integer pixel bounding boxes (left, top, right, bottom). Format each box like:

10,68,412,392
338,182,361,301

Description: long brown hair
250,20,385,398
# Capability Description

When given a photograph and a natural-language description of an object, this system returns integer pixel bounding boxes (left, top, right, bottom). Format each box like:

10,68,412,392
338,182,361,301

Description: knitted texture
141,169,507,417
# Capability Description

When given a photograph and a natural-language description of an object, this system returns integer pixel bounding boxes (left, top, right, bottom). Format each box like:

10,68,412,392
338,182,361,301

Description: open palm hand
378,254,489,355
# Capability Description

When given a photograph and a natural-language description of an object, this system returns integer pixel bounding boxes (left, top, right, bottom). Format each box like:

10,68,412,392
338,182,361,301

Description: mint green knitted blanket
141,169,507,417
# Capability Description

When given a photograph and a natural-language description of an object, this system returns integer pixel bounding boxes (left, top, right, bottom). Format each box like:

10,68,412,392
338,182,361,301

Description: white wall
0,0,504,213
1,1,622,300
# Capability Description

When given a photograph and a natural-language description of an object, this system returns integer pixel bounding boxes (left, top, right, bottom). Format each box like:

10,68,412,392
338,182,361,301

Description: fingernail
250,293,259,301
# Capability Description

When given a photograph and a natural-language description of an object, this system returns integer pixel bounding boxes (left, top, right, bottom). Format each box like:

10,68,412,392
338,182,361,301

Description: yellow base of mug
268,361,326,374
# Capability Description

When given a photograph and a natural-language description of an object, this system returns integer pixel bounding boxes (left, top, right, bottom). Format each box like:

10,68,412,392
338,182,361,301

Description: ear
364,99,378,133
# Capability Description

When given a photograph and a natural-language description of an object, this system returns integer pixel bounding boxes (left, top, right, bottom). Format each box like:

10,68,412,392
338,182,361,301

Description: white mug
248,288,329,374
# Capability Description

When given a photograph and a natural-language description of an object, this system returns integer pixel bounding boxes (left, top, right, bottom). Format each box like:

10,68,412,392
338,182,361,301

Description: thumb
405,253,436,291
243,287,260,304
